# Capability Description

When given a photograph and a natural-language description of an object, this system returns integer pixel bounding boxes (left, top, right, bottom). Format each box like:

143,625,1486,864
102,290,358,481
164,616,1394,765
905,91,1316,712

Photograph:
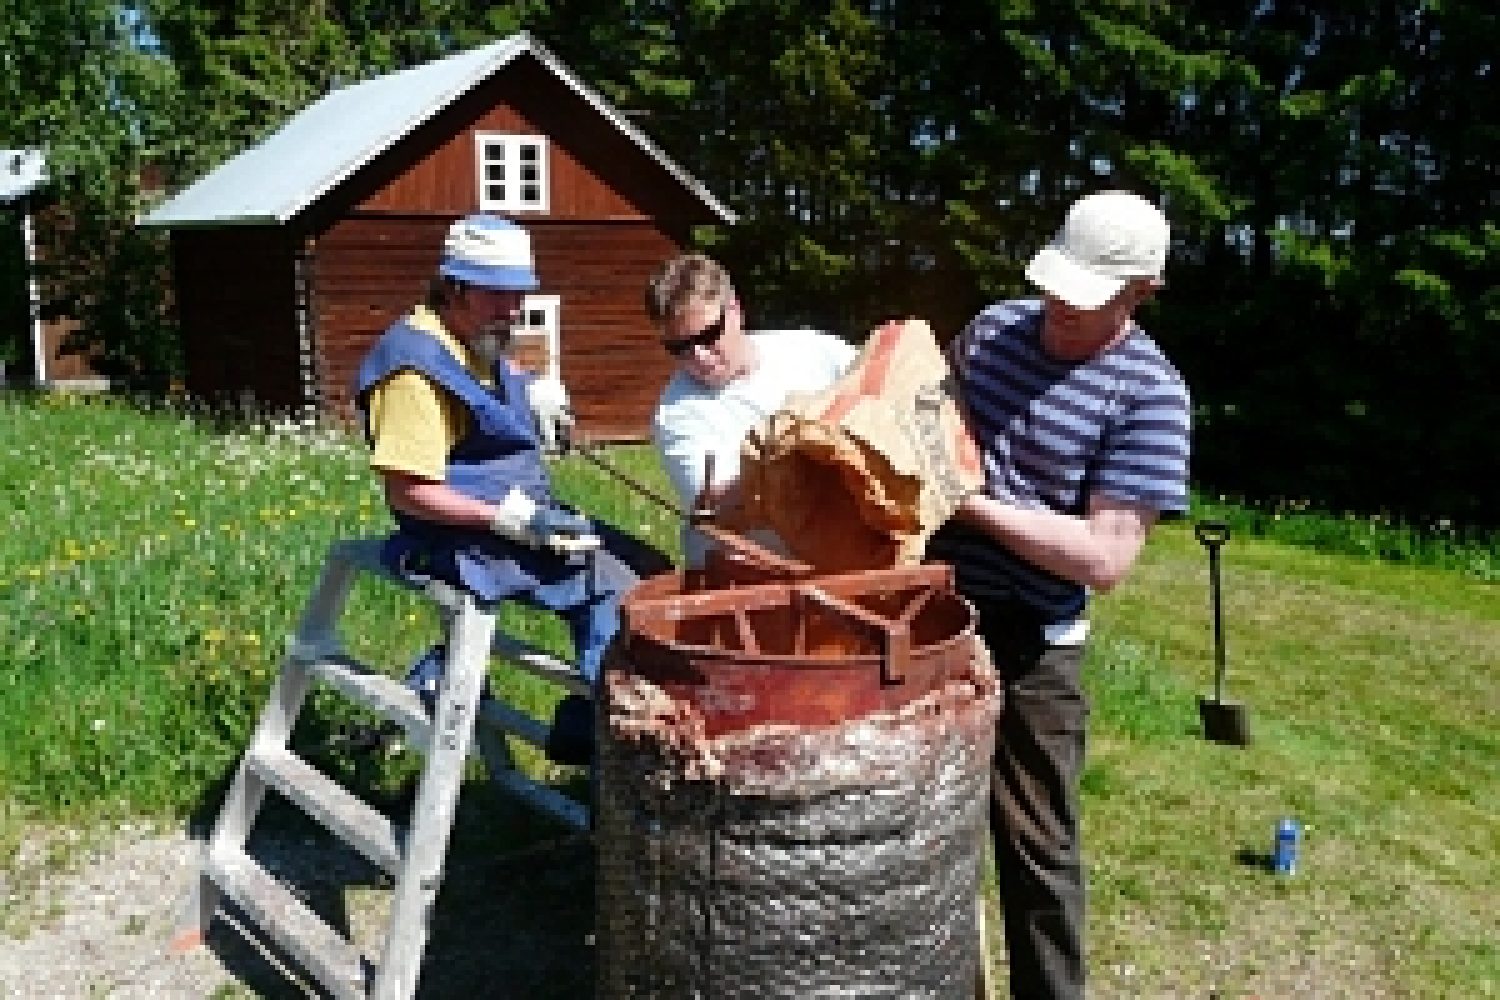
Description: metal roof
141,32,735,228
0,149,48,203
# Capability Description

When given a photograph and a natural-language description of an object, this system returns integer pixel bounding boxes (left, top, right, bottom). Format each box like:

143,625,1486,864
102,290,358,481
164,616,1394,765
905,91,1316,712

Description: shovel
1195,520,1251,745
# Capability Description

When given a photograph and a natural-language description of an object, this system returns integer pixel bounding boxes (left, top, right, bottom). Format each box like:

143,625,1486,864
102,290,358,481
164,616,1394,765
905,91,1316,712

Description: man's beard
472,323,513,366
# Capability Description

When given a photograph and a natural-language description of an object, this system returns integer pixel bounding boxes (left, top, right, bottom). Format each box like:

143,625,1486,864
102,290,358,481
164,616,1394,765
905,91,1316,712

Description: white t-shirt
653,328,857,565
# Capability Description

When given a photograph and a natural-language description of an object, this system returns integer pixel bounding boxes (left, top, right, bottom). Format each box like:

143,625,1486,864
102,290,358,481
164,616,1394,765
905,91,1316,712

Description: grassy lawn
0,391,1495,997
1079,523,1498,997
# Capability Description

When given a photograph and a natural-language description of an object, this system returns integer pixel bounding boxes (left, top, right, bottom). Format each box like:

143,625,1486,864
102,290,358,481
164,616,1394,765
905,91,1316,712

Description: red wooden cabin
1,149,110,389
142,33,734,439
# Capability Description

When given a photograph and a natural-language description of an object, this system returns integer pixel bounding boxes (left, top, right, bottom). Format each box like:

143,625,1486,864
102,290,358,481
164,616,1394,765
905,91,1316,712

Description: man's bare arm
951,492,1159,592
382,471,496,530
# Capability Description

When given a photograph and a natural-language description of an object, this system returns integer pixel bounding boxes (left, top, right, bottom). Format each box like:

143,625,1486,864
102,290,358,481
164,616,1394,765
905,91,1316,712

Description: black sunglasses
662,306,727,357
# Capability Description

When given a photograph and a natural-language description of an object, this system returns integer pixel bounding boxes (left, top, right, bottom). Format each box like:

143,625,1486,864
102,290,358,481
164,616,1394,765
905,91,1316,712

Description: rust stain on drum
617,561,977,739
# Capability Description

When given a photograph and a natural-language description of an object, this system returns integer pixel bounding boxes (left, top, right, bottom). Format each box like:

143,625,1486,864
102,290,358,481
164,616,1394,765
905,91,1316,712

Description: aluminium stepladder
168,538,592,999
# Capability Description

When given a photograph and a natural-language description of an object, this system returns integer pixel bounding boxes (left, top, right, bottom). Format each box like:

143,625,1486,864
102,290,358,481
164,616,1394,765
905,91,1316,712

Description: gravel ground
0,821,1401,999
0,818,596,999
3,824,251,997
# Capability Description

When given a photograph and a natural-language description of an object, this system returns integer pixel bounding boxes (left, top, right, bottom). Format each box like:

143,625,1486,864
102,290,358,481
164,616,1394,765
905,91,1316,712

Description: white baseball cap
1025,191,1169,309
439,214,539,291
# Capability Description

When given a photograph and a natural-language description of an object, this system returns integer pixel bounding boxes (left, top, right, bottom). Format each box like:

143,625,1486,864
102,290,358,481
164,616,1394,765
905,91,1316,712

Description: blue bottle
1272,817,1301,875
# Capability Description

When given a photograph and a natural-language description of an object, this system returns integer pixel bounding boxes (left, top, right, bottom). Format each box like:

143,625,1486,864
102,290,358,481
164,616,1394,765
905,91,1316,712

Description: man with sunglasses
646,254,857,566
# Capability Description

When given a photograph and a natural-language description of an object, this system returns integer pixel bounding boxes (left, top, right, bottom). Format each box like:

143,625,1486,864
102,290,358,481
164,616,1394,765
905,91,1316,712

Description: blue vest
355,320,611,609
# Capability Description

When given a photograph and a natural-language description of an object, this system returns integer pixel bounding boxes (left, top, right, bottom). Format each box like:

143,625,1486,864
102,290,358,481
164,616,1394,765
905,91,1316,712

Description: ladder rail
170,541,364,954
370,591,497,999
171,537,593,998
288,539,377,658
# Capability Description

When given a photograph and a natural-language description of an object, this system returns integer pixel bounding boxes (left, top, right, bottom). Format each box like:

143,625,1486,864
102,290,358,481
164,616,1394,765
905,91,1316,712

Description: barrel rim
618,597,978,670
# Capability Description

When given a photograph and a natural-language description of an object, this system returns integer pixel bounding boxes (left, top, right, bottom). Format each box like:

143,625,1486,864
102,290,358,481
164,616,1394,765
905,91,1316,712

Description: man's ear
1125,279,1160,310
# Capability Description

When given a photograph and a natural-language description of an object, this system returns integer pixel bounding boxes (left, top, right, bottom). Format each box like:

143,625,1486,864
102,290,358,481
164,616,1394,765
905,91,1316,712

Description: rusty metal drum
595,563,1000,998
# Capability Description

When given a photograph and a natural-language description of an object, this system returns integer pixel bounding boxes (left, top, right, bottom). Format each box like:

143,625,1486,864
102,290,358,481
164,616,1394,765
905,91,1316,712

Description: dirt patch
1087,904,1405,999
2,813,1415,999
0,812,595,999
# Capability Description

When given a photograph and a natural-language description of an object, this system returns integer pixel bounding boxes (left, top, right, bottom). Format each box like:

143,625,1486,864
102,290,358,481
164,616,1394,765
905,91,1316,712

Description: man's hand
526,376,575,454
530,507,601,554
489,488,599,553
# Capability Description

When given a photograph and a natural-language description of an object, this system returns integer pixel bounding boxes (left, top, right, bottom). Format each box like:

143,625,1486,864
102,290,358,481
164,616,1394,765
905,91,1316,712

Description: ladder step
248,748,404,877
306,655,434,745
308,655,564,759
486,766,590,832
477,697,550,748
207,848,368,1000
490,633,590,697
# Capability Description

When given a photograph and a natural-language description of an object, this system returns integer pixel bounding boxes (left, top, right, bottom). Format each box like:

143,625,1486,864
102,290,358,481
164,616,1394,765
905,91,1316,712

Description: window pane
477,137,546,208
529,309,545,326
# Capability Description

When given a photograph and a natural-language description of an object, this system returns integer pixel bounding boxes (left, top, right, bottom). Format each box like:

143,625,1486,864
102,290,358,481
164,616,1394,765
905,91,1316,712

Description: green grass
1080,521,1498,997
1193,492,1500,582
1,390,1496,997
0,392,677,829
1,392,395,825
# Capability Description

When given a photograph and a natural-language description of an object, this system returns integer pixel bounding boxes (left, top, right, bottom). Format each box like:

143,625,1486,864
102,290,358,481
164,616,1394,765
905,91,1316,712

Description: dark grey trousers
973,597,1089,1000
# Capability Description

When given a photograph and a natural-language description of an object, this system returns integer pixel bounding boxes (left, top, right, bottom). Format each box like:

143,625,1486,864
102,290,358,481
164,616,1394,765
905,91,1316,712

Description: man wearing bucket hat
928,191,1192,999
355,214,667,765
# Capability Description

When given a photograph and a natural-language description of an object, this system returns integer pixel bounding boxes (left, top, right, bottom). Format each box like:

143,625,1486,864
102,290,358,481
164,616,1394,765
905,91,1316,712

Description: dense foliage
0,1,1495,522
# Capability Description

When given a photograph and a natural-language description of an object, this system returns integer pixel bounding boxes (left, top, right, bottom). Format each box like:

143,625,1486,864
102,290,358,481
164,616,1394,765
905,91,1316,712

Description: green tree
4,1,1495,520
1156,0,1500,522
0,0,184,389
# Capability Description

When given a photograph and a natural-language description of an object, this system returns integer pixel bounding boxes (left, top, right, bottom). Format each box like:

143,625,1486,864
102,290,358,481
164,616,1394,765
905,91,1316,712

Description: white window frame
513,294,561,381
475,133,550,213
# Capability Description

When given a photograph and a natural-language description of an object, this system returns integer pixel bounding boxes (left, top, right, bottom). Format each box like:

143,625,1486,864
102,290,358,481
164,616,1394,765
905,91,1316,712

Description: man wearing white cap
928,191,1192,998
355,214,666,765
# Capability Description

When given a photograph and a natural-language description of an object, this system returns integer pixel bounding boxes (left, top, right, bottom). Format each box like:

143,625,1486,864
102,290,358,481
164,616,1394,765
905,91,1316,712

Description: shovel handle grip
1195,520,1231,548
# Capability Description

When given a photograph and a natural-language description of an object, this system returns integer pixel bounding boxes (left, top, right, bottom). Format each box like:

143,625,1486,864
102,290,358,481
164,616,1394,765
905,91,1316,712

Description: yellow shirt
367,307,492,482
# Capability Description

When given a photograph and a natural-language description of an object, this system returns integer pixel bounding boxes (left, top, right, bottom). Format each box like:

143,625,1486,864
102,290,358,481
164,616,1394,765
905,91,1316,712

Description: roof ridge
141,32,733,229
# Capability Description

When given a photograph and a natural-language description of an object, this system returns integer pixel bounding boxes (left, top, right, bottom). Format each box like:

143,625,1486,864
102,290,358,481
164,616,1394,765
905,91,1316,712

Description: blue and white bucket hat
439,214,540,291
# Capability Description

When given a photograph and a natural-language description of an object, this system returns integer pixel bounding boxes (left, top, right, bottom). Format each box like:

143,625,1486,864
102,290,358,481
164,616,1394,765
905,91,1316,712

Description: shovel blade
1199,696,1252,746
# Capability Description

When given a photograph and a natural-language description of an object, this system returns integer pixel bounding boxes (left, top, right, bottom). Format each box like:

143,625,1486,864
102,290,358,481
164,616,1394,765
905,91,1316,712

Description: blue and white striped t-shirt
928,299,1191,622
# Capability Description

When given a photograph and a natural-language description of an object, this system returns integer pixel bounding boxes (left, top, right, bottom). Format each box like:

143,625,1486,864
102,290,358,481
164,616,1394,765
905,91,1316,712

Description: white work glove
526,376,575,454
488,488,600,554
